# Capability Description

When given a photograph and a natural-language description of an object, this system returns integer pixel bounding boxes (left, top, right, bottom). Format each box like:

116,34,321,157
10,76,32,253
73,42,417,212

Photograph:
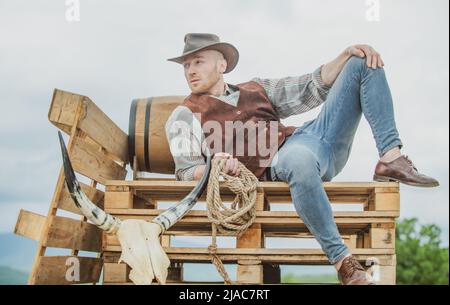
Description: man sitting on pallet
165,33,439,285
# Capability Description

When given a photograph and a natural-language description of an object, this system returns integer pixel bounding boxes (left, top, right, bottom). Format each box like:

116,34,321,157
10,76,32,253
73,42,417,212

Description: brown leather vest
182,81,297,179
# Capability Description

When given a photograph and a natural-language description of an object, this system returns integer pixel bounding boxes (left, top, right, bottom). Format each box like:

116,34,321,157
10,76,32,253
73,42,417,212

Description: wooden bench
101,179,399,285
14,90,399,285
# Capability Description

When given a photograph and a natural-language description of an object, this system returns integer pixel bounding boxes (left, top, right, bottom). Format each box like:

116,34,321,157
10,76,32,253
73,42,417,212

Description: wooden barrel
128,96,186,174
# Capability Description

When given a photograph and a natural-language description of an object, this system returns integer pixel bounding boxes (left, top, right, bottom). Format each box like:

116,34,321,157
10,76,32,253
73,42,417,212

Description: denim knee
345,55,366,73
284,150,322,189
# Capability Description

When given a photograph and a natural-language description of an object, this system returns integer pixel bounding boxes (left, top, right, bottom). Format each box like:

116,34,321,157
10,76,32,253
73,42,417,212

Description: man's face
182,50,227,94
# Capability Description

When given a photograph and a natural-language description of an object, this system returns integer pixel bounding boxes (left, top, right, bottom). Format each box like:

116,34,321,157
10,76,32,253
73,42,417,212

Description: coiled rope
206,157,259,284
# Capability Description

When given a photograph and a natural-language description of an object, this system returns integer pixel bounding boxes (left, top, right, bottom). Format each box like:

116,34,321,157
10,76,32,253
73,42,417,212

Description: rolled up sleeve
165,106,206,181
252,65,332,119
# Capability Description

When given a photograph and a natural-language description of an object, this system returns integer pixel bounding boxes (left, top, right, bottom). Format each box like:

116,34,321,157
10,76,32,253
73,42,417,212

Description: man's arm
252,66,331,119
321,44,385,86
253,45,385,119
165,106,206,181
320,51,352,87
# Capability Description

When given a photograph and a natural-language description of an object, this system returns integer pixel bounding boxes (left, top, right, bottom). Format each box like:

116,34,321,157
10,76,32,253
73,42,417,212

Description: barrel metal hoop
128,99,139,168
143,97,153,172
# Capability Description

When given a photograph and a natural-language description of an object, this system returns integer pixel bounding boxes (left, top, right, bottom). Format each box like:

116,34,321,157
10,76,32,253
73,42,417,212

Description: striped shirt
165,64,331,181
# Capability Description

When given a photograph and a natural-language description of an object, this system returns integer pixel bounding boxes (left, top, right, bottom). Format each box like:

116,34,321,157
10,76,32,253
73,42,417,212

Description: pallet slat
70,136,127,184
34,256,102,285
14,209,46,241
49,89,128,163
105,181,399,210
103,248,395,265
43,215,102,252
105,209,399,218
102,210,398,237
105,180,399,193
58,181,104,215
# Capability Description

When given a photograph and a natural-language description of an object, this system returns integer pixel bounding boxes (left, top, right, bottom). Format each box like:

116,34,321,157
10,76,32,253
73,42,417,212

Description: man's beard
191,70,221,94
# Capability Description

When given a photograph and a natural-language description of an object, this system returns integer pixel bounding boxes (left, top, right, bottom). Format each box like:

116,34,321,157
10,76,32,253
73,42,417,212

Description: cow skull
58,131,211,284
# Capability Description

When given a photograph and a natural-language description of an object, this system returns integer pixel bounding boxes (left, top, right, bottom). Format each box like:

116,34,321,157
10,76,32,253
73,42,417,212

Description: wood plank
106,180,399,191
34,256,102,284
237,264,263,284
49,89,128,163
103,222,388,236
103,221,380,236
79,95,128,163
29,105,85,285
103,248,395,265
104,191,133,209
104,181,399,205
48,89,83,134
105,231,361,246
104,230,366,247
368,223,396,249
103,263,129,283
369,192,400,211
267,195,369,204
103,210,398,234
236,192,264,284
58,181,104,215
131,194,370,204
343,235,358,249
236,192,264,248
43,215,102,252
105,208,399,218
14,209,46,241
70,136,127,184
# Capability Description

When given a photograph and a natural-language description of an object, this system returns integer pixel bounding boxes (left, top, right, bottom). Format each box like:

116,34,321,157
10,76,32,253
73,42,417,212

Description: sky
0,0,448,250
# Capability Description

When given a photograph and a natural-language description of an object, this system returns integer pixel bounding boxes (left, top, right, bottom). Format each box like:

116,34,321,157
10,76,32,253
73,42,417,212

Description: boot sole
373,175,439,188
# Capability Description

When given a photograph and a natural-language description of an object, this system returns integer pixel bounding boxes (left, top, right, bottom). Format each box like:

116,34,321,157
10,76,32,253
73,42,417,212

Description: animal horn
58,131,121,233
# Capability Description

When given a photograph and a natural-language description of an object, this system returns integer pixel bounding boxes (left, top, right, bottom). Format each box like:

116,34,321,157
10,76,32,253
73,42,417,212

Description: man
165,33,439,285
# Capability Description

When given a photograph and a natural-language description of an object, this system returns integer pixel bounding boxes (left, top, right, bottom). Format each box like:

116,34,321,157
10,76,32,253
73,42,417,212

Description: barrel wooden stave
129,96,186,174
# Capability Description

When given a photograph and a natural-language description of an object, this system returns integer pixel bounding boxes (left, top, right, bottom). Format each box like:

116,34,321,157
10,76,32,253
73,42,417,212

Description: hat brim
167,42,239,74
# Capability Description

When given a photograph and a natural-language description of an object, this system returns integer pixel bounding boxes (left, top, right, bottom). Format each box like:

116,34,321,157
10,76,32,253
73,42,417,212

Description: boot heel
373,175,397,182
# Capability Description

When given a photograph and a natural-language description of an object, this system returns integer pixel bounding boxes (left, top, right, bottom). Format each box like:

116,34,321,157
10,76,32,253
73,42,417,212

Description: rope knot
207,244,217,255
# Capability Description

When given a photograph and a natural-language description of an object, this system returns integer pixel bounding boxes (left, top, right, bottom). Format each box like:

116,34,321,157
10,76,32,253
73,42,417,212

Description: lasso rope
206,157,259,284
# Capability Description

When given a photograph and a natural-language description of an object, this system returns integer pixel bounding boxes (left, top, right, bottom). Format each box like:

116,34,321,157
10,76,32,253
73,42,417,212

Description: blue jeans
269,56,403,264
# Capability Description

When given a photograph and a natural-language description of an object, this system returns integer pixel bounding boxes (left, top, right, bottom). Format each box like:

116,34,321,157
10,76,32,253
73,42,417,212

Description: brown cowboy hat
167,33,239,73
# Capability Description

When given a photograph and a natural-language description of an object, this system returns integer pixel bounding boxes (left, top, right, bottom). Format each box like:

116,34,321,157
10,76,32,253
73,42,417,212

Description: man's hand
213,152,240,177
345,44,385,69
321,44,384,87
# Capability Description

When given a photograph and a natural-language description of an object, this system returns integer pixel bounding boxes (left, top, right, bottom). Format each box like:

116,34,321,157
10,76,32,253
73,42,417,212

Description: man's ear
221,59,227,74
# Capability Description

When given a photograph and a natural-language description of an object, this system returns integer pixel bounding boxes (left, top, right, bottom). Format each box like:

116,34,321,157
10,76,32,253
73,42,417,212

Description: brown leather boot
373,155,439,187
337,256,375,285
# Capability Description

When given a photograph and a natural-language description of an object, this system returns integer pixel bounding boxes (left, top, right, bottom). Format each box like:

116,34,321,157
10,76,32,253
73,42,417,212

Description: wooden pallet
102,180,399,285
14,89,128,284
13,89,400,285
